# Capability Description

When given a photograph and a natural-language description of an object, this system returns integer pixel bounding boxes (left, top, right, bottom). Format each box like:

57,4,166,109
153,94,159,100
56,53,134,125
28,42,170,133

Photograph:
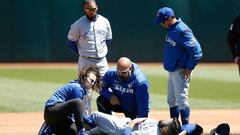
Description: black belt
82,56,103,60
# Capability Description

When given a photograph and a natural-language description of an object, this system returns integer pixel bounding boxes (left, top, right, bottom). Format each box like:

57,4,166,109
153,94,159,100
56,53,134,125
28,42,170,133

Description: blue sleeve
100,72,113,100
66,39,78,55
83,116,96,128
179,31,203,70
72,86,85,99
121,127,133,135
106,39,112,45
135,81,150,117
181,124,196,134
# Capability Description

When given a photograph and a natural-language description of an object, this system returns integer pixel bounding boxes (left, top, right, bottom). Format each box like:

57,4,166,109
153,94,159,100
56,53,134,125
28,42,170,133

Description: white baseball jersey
67,14,112,58
88,112,131,135
131,118,161,135
67,14,112,76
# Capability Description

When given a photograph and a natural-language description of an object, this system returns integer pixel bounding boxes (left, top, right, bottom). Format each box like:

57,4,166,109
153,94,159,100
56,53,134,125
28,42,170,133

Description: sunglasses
85,7,97,11
87,77,96,85
117,66,131,74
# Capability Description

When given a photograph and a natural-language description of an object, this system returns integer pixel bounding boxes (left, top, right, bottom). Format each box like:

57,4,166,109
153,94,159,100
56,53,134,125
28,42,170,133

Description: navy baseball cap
155,7,175,24
210,123,230,135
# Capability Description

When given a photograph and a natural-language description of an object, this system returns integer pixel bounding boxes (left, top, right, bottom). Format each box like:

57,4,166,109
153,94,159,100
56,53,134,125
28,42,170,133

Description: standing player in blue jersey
66,0,112,77
40,65,100,135
154,7,203,125
96,57,150,119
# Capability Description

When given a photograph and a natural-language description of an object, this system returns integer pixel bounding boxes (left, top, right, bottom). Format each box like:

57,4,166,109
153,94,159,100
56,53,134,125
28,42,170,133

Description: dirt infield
0,109,239,135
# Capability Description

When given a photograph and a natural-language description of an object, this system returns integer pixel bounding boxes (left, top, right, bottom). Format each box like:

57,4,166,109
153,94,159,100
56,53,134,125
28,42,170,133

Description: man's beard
86,15,97,21
119,75,129,81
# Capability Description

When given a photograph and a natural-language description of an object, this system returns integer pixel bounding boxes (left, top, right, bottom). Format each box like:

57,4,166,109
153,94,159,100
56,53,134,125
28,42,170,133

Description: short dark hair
158,118,181,135
168,118,181,135
83,0,96,5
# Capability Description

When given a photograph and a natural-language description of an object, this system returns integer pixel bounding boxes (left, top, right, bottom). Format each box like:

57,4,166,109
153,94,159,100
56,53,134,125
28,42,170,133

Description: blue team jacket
45,80,86,107
44,80,97,128
163,18,203,72
100,63,150,117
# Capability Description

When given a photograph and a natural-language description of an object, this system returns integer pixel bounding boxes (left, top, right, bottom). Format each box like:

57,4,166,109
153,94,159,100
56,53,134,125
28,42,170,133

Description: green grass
0,64,239,112
0,68,77,84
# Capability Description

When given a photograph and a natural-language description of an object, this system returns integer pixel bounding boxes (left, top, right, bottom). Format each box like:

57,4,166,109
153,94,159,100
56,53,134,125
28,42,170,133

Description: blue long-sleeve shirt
163,18,203,72
45,80,86,107
100,63,150,117
45,80,97,127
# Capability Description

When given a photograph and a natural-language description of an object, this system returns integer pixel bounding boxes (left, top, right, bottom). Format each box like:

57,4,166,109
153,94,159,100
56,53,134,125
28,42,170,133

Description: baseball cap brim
210,128,217,135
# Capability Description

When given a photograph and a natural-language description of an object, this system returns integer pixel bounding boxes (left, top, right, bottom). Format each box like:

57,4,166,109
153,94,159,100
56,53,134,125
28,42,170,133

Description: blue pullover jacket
100,63,150,117
45,80,96,128
163,18,203,72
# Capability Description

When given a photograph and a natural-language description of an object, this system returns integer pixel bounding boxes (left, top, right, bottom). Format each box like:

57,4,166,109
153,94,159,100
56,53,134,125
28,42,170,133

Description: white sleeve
131,127,159,135
131,120,159,135
89,112,131,134
67,23,80,41
106,19,112,40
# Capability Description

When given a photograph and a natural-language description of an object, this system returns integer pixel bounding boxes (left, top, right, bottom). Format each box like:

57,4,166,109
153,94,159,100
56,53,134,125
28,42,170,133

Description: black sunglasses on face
87,78,96,85
85,7,97,11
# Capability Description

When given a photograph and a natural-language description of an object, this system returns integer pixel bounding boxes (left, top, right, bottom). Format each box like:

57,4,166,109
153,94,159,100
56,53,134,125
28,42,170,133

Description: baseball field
0,63,239,134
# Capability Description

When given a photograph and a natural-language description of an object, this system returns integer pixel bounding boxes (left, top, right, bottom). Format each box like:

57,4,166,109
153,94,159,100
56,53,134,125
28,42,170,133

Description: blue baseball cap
155,7,175,24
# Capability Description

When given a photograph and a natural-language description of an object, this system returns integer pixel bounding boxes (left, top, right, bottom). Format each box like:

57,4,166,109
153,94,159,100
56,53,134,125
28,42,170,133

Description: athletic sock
180,107,190,125
170,106,180,118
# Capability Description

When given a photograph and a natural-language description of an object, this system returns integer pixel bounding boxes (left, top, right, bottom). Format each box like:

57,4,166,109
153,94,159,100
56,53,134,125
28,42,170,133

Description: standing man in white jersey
66,0,112,126
66,0,112,77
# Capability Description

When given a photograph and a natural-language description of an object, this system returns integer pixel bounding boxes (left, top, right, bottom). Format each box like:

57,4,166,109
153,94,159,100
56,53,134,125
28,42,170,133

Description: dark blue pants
96,95,137,119
44,99,84,135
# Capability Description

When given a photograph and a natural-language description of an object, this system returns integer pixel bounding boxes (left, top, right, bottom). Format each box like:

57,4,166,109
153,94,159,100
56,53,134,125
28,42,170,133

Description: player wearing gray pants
154,7,202,125
78,56,109,77
66,0,112,77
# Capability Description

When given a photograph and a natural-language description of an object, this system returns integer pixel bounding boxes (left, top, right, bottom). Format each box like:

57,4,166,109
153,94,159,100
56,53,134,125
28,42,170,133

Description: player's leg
96,57,109,77
96,95,112,114
44,99,85,134
38,122,53,135
78,56,91,76
79,57,108,78
123,111,138,120
96,95,123,115
88,112,131,134
172,69,190,125
50,119,77,135
167,72,180,119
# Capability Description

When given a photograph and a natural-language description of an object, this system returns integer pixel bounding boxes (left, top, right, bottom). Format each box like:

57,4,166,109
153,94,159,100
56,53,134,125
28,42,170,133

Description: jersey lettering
82,29,107,41
166,36,176,46
113,84,134,94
